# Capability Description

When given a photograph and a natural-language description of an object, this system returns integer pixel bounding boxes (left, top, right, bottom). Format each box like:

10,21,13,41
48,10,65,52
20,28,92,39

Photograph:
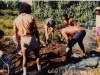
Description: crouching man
0,30,12,74
57,25,86,59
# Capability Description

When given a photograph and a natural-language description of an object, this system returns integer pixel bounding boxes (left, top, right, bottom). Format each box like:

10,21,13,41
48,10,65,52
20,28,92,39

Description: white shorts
21,36,38,50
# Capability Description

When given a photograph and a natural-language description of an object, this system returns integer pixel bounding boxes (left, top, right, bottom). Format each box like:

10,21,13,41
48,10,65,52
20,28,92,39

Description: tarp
64,51,100,70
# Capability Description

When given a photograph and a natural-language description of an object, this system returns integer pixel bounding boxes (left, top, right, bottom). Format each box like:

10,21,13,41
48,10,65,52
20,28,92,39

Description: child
0,30,12,74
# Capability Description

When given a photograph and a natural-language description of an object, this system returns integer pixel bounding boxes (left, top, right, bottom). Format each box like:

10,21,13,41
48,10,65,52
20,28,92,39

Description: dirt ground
0,41,66,75
0,30,98,75
1,40,88,75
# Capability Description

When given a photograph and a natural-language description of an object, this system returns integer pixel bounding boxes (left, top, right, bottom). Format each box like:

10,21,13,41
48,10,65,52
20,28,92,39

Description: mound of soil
1,41,67,75
0,30,97,75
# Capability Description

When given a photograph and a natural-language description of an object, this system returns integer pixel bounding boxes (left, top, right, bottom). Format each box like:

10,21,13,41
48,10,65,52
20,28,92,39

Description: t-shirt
96,15,100,27
14,13,36,37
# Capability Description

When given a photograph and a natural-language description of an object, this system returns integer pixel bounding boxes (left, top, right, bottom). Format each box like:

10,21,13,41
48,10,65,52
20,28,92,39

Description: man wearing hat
95,7,100,51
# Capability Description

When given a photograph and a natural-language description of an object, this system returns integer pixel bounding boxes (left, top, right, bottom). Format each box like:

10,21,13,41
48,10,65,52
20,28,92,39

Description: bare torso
64,18,76,26
61,26,84,37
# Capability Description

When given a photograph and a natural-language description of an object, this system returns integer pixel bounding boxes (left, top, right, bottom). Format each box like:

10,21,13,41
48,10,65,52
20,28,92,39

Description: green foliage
7,1,19,10
31,1,99,26
0,1,99,37
0,9,18,36
0,1,7,9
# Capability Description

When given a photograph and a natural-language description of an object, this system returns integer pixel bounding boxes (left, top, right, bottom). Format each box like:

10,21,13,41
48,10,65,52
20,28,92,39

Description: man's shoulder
14,14,22,22
14,14,34,22
26,14,33,18
69,18,74,21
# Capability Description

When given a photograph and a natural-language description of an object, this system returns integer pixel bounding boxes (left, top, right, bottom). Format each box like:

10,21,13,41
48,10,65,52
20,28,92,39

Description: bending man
57,25,86,59
44,18,56,44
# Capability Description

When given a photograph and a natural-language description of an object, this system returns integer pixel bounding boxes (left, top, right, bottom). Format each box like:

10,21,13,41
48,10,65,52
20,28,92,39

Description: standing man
57,25,86,59
95,7,100,52
44,18,56,44
13,2,42,75
62,14,77,27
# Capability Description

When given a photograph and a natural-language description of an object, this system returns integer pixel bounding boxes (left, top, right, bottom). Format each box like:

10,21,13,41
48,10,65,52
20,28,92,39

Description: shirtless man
60,14,77,41
57,25,86,59
44,18,56,44
62,14,77,26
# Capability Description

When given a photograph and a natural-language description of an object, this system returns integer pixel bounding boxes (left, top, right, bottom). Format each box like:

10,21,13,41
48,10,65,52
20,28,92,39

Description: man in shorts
57,25,86,59
13,2,42,75
44,18,56,44
95,7,100,51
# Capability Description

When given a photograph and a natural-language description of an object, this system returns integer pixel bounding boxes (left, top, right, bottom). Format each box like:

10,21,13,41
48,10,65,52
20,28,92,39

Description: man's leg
33,47,42,72
70,30,86,54
21,50,27,75
97,35,100,51
96,27,100,49
51,31,54,43
77,31,86,54
66,39,77,59
78,41,85,53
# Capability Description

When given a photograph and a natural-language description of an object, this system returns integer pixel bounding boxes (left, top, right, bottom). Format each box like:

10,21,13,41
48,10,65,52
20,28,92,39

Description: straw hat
95,7,100,11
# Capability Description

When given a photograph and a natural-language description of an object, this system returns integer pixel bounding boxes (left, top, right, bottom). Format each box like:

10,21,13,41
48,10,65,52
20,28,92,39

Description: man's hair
48,20,56,26
62,14,68,18
0,30,4,36
19,2,31,14
57,25,65,30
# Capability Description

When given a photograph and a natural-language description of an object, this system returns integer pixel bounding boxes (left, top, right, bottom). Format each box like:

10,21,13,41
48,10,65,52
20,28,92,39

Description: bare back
61,26,84,37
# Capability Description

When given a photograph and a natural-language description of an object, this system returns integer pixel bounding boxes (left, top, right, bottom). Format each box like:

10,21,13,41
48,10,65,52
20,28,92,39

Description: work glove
66,44,70,52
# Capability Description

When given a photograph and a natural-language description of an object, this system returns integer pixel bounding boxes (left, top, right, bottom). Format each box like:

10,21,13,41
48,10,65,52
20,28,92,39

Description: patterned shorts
96,27,100,36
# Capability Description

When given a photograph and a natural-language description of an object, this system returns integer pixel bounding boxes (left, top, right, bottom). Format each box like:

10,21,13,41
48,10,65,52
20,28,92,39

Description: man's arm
44,25,49,41
70,18,77,26
63,20,68,26
48,27,54,36
61,30,69,43
13,21,20,47
33,19,40,44
50,27,54,41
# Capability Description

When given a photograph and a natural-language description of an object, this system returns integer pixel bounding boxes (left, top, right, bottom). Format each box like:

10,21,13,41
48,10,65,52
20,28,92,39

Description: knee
68,39,76,47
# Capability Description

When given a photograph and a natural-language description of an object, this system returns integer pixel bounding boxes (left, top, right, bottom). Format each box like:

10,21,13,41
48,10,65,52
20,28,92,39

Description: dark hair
19,2,31,14
96,9,100,11
62,14,68,18
47,20,56,27
0,30,4,36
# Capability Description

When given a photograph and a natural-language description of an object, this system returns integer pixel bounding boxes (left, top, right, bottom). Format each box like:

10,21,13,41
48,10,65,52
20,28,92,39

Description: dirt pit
0,40,86,75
